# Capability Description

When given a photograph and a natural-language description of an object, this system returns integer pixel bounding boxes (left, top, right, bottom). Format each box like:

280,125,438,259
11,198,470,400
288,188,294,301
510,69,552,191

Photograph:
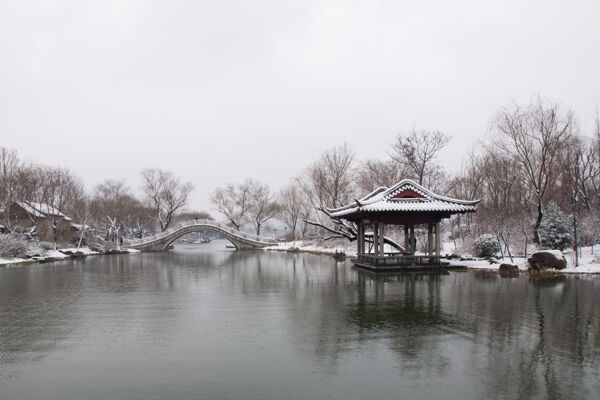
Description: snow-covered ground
0,246,139,266
268,241,600,274
0,256,28,265
265,241,358,256
448,245,600,274
59,247,100,256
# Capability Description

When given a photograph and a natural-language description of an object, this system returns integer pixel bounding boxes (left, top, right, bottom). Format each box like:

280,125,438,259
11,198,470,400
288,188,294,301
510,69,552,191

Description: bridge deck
126,219,277,251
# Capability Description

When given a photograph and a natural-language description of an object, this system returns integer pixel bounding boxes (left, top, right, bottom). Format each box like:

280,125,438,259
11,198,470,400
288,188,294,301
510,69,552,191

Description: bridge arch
126,220,277,252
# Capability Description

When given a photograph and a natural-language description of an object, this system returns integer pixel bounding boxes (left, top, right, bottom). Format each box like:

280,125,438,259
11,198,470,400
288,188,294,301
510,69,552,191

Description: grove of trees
2,95,599,257
0,149,198,248
212,97,599,256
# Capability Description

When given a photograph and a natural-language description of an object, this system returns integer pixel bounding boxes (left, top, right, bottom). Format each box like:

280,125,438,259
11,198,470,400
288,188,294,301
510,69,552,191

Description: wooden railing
357,253,442,266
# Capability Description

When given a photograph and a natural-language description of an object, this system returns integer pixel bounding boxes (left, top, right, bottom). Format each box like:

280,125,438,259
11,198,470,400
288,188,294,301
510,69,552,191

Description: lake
1,241,599,399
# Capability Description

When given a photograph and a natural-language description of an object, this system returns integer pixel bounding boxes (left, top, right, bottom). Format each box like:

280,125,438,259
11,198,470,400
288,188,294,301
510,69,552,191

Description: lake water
1,241,599,400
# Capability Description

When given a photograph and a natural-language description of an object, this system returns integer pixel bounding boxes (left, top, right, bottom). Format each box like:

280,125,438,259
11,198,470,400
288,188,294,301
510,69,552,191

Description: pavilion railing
356,253,442,266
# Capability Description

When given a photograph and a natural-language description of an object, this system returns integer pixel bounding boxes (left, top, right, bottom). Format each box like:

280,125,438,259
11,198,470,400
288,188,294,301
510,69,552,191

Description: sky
1,0,599,214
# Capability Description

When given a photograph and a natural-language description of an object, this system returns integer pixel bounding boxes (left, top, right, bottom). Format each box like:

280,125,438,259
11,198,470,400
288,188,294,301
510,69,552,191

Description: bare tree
210,180,252,231
72,193,91,249
354,159,408,194
297,146,402,250
292,175,317,238
306,143,356,209
141,168,194,232
594,110,600,209
279,183,303,241
491,97,575,244
91,179,147,247
0,147,21,231
36,167,84,248
390,128,451,185
246,180,279,236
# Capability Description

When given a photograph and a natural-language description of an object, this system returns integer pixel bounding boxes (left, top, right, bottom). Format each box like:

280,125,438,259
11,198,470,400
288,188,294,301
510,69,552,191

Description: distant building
1,201,73,242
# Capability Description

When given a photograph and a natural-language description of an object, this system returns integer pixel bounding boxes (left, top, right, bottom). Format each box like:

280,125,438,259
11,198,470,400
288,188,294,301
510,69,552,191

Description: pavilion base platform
353,254,458,272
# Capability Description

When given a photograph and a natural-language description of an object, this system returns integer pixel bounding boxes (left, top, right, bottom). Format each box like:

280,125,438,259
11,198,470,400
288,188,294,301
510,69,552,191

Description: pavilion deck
354,253,448,271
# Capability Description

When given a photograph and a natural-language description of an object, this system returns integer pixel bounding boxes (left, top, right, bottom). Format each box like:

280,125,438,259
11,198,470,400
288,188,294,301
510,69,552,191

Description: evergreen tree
539,202,572,250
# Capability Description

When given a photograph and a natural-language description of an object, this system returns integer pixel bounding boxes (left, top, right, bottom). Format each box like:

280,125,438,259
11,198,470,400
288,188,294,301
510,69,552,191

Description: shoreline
0,247,140,267
3,244,599,277
265,243,600,275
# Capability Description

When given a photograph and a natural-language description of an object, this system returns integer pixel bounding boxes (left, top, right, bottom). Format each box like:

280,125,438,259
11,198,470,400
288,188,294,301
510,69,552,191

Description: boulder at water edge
499,263,519,273
527,250,567,270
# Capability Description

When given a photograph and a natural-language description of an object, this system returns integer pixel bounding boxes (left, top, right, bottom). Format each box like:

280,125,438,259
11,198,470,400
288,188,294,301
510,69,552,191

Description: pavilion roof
328,179,479,218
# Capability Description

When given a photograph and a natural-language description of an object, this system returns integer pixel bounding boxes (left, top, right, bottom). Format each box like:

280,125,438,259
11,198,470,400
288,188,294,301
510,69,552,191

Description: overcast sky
1,0,599,214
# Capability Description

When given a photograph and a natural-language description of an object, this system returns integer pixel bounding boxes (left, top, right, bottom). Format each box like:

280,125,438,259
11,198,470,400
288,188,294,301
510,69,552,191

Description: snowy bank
267,240,600,275
265,241,357,257
0,246,139,267
448,245,600,274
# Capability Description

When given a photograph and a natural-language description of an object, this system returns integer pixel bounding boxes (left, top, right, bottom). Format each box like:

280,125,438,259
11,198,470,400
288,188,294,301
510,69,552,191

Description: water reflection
0,242,598,399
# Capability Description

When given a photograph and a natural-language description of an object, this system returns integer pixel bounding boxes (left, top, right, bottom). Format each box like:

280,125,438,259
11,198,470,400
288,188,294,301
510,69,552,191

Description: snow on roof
16,201,72,221
70,222,90,230
328,179,480,218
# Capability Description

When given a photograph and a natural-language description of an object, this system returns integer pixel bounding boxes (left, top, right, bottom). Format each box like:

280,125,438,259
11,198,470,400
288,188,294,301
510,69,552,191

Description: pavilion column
404,225,409,253
378,222,385,256
356,222,363,256
373,222,379,255
435,221,441,257
361,222,366,255
427,223,434,256
409,225,415,255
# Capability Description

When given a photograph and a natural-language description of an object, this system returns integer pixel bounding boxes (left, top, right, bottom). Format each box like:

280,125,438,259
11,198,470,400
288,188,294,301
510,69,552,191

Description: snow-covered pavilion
328,179,480,270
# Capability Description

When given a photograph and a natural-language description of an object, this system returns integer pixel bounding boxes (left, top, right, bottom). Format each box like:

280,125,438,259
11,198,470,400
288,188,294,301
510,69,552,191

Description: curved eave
329,203,479,219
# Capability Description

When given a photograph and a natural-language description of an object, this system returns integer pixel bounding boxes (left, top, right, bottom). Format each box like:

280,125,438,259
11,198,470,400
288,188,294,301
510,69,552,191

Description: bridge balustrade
125,219,277,246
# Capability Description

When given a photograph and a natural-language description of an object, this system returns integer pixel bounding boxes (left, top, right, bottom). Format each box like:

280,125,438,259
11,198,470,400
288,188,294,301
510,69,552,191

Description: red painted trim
391,189,423,199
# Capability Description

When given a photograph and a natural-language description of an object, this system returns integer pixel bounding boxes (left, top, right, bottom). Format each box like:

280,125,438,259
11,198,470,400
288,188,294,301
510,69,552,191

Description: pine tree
539,202,572,250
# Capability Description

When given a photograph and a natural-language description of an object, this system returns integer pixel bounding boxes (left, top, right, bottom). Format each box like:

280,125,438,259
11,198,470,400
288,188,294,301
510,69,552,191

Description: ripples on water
0,241,599,400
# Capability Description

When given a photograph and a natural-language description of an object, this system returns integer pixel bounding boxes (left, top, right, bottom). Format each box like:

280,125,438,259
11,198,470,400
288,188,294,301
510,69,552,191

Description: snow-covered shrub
38,241,56,250
0,234,30,259
539,202,572,251
473,234,500,258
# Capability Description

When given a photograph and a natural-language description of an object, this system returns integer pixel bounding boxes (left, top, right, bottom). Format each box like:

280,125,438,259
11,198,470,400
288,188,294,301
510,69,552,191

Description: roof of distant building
16,201,72,221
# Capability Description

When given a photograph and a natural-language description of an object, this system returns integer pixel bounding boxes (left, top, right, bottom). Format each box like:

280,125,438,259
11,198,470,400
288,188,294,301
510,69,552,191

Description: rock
59,250,85,257
488,257,500,264
499,263,519,273
527,250,567,270
287,247,300,253
89,244,104,253
460,254,475,261
107,249,129,255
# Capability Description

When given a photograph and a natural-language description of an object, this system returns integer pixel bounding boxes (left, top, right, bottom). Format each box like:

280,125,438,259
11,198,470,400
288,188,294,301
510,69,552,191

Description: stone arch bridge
125,219,278,251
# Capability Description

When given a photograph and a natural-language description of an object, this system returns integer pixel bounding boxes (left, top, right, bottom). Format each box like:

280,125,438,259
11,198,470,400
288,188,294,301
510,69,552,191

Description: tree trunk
228,219,240,231
534,203,543,245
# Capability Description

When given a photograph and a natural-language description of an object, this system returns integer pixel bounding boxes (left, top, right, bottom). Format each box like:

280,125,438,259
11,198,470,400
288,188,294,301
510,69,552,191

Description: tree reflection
1,250,599,399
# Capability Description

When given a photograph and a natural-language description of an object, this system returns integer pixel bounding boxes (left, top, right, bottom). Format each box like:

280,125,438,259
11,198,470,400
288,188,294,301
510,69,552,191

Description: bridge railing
125,219,278,245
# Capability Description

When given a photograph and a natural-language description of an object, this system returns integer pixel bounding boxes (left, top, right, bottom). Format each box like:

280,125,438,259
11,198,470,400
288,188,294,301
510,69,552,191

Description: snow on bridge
125,219,278,251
